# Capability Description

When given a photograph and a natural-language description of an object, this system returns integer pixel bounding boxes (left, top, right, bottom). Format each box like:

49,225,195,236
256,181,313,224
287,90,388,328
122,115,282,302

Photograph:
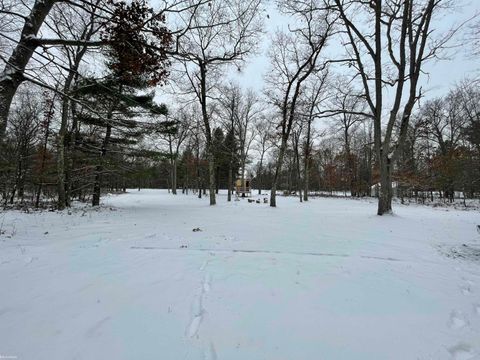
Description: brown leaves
101,0,173,86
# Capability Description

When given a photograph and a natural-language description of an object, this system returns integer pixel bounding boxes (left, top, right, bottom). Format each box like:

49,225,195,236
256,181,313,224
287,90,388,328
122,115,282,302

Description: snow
0,189,479,360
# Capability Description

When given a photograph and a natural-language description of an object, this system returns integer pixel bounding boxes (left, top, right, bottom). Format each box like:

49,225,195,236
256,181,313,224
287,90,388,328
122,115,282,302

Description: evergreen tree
73,74,171,205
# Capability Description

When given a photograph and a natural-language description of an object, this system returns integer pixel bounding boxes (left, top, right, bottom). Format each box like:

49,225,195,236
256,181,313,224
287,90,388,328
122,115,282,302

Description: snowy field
1,189,479,360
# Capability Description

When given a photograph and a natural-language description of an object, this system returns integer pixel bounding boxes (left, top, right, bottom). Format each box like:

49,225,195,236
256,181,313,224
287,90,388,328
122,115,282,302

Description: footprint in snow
448,310,469,330
204,342,217,360
203,274,211,293
462,286,472,295
188,314,202,338
24,256,38,264
474,304,480,316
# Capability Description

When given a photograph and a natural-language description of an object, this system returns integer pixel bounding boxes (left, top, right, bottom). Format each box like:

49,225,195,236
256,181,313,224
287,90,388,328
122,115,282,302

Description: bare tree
299,71,329,201
234,89,261,194
0,0,109,141
218,83,240,202
51,1,102,209
266,0,334,207
253,115,275,195
418,94,466,200
5,89,42,204
468,14,480,56
291,120,304,202
329,79,366,197
0,0,59,141
157,109,191,195
174,0,263,205
330,0,458,214
0,0,183,143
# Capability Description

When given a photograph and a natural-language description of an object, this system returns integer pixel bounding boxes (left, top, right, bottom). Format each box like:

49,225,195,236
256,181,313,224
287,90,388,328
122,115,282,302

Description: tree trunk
9,159,21,204
303,156,310,201
270,137,287,207
92,166,102,206
196,152,201,199
197,169,201,199
208,150,216,205
172,158,177,195
35,100,53,209
303,127,311,202
65,103,78,207
198,62,215,205
294,137,302,203
56,80,73,210
257,157,263,195
377,156,393,215
92,124,112,206
0,0,58,141
56,133,66,209
56,38,90,209
227,164,232,202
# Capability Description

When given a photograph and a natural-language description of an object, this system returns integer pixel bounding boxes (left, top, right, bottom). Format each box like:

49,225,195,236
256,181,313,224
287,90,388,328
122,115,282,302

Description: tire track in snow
131,246,402,262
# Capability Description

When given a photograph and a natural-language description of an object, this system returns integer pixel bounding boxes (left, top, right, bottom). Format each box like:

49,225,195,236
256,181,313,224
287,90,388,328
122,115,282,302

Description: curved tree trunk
0,0,58,141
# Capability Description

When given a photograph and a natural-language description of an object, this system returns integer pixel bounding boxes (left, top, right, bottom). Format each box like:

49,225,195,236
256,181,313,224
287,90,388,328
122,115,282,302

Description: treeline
1,0,479,214
154,78,480,205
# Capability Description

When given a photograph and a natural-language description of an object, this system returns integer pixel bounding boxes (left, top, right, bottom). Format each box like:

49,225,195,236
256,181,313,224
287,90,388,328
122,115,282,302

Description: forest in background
1,0,479,214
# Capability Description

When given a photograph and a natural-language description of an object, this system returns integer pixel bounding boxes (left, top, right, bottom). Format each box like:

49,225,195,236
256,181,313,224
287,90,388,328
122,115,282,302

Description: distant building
235,178,251,197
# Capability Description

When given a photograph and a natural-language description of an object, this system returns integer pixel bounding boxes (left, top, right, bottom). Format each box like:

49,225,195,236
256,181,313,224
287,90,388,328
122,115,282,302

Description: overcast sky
229,0,480,99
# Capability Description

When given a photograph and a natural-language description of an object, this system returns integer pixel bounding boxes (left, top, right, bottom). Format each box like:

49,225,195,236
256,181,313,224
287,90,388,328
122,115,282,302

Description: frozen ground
1,189,479,360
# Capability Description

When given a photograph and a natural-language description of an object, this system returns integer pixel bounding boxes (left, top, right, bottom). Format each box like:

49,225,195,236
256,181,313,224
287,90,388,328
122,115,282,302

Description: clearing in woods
0,189,479,359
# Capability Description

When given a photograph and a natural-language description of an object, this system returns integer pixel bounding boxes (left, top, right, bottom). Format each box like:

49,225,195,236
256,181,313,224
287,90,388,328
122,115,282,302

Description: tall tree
175,0,263,205
158,109,191,195
330,0,457,214
0,0,175,143
73,75,169,206
52,1,103,209
299,72,329,201
253,116,274,195
329,80,365,197
266,0,334,207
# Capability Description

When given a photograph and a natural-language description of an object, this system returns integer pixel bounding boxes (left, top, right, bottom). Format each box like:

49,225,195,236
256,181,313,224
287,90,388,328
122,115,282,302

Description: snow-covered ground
1,189,479,360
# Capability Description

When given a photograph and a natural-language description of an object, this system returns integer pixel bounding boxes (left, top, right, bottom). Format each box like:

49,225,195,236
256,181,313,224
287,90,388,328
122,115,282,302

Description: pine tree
72,74,171,206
